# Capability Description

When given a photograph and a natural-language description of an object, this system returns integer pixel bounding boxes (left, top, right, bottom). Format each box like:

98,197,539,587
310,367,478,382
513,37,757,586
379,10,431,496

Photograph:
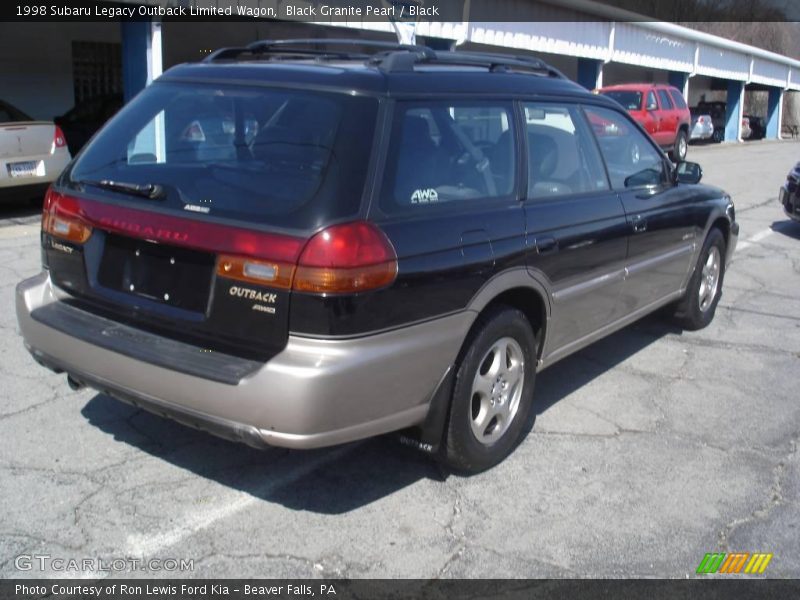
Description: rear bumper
0,152,70,192
17,272,473,449
690,123,714,140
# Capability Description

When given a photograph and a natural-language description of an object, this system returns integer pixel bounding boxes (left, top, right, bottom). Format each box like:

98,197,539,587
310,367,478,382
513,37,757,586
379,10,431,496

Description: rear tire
673,228,726,330
441,306,538,474
670,129,688,162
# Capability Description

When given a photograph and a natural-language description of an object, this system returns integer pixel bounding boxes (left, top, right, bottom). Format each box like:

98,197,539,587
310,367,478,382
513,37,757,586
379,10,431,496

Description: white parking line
737,228,774,251
124,445,354,558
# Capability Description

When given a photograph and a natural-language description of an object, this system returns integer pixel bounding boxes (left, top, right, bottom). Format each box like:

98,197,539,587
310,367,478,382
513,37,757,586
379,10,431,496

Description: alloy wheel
698,246,721,312
469,337,525,445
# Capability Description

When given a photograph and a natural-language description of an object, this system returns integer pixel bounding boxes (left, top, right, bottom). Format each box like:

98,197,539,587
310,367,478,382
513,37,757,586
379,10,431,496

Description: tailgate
43,193,302,361
40,79,378,360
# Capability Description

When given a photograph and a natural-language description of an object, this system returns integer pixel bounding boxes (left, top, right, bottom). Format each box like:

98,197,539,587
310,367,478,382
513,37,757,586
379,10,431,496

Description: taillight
42,188,92,244
293,222,398,294
52,126,67,152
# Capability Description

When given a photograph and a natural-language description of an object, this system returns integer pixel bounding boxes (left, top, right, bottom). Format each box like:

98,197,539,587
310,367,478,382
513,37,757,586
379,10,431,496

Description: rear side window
0,101,32,123
69,82,378,230
381,101,516,211
585,106,665,190
657,89,674,110
523,103,609,200
669,89,687,109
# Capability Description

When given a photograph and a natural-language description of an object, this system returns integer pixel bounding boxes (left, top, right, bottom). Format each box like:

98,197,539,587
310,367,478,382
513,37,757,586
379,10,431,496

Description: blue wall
725,80,743,141
121,21,151,103
577,58,602,90
766,88,783,139
668,71,687,96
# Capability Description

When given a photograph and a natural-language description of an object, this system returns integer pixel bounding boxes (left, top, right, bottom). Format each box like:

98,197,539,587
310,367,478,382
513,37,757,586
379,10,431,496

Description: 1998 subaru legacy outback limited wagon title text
16,40,738,473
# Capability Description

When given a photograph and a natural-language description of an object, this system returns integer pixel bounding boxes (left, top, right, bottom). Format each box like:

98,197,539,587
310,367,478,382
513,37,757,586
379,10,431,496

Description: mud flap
396,365,455,455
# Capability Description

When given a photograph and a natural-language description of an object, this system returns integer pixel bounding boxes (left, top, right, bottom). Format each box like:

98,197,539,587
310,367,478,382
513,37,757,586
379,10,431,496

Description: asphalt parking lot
0,140,798,579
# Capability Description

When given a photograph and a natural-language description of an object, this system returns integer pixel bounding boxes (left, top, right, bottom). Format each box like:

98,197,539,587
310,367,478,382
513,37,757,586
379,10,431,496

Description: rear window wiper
78,179,165,199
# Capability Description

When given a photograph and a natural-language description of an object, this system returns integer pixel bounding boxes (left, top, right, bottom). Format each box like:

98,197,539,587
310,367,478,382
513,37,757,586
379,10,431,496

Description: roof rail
202,38,565,79
203,38,433,63
367,49,565,77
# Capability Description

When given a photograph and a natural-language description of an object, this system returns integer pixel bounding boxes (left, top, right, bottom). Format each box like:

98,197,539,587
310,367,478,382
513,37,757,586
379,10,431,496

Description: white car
1,100,71,202
741,116,752,140
689,112,714,141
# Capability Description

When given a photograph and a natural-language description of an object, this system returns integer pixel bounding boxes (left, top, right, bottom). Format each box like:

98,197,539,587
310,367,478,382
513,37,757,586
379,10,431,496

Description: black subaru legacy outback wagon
17,40,738,472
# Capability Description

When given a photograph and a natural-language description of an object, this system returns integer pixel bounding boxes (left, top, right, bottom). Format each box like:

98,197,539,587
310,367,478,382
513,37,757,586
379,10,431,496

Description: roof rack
204,38,433,63
377,50,567,78
203,38,565,79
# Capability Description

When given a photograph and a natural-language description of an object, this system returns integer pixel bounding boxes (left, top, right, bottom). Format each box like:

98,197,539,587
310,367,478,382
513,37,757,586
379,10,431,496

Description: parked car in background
741,116,752,140
779,162,800,222
695,101,726,143
16,40,738,473
689,110,714,142
745,114,766,140
54,94,123,156
1,99,71,202
598,83,691,161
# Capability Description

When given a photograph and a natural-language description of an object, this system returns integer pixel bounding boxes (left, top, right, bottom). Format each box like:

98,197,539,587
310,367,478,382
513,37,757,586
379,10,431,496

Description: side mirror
646,100,658,111
675,161,703,184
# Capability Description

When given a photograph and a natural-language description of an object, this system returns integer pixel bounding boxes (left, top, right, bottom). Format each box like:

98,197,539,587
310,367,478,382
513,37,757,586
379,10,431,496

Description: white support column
148,20,165,162
737,86,745,142
606,21,615,64
737,84,744,142
148,20,163,84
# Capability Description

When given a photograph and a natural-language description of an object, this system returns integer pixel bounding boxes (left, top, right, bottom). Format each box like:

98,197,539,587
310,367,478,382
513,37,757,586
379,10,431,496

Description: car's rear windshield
0,101,33,123
68,81,378,231
601,91,642,111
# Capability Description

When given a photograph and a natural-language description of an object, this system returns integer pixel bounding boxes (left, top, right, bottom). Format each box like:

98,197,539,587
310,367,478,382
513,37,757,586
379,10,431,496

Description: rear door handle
535,236,559,255
632,216,648,233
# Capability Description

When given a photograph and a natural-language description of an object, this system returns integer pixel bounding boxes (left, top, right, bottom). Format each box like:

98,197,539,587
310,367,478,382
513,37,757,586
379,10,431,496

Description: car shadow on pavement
80,314,679,514
0,198,44,224
531,314,681,417
81,392,443,514
771,219,800,240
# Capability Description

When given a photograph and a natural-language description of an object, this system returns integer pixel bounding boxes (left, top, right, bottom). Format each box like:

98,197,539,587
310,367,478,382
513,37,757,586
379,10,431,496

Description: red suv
598,84,691,162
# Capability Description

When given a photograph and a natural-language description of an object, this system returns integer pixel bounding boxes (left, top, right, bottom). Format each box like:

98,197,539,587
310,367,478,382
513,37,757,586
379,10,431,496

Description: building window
71,41,122,104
